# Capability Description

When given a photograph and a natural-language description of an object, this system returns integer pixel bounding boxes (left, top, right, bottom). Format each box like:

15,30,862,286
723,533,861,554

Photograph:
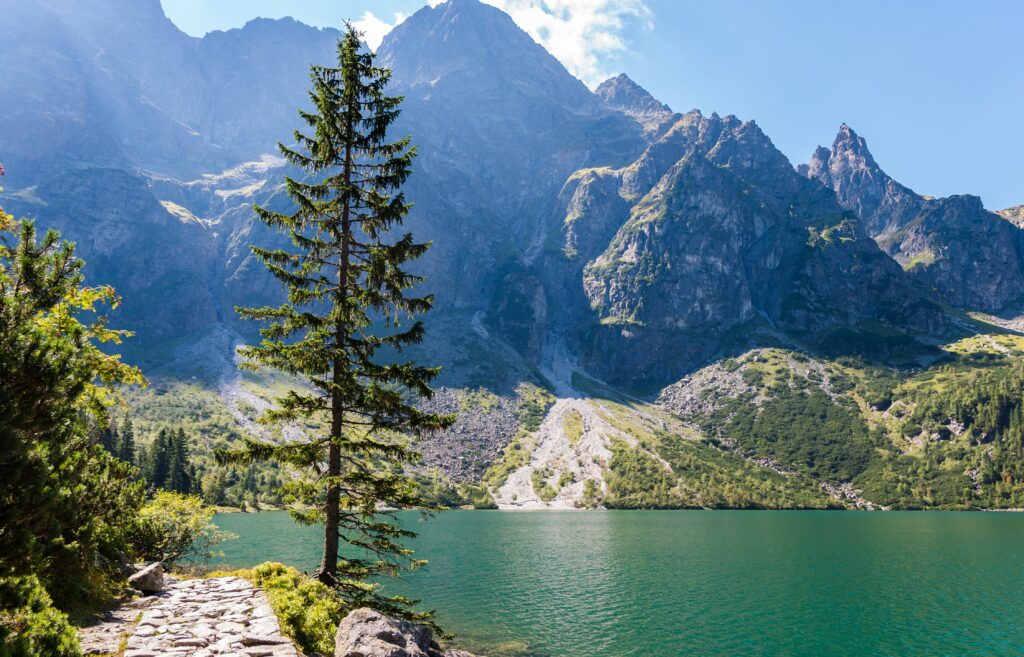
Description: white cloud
480,0,651,86
352,10,407,50
357,1,651,85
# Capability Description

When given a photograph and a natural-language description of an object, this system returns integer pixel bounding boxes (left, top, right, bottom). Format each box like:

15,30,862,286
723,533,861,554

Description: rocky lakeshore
79,568,481,657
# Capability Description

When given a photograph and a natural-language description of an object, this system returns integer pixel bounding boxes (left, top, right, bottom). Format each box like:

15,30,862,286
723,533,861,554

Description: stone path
123,576,300,657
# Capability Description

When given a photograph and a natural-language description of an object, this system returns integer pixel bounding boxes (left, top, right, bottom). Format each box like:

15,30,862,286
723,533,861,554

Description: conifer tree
165,428,192,493
99,420,118,455
117,417,135,465
218,24,452,616
148,428,171,488
0,199,144,602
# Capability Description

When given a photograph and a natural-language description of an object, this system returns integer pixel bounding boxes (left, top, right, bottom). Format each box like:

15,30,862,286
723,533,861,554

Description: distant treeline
98,417,285,509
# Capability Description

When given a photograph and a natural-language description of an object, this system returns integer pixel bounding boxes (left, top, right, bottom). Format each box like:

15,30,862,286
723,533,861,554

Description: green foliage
516,383,555,433
605,441,677,508
0,215,145,614
680,338,1024,508
210,563,347,656
482,383,554,489
482,436,533,490
581,479,602,507
891,347,1024,508
531,467,558,502
715,385,875,481
216,24,451,622
0,576,80,657
128,492,236,567
414,474,494,509
459,388,501,414
139,428,197,494
563,409,584,447
605,437,835,509
596,394,834,509
117,418,136,465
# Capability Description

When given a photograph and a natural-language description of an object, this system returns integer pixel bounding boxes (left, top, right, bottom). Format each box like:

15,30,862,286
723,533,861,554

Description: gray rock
595,73,674,134
334,608,483,657
128,562,164,594
802,124,1024,313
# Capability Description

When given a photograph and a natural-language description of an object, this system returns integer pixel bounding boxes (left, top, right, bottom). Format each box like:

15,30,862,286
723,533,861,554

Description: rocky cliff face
802,124,1024,312
376,0,643,315
799,124,923,236
0,0,340,178
552,112,947,386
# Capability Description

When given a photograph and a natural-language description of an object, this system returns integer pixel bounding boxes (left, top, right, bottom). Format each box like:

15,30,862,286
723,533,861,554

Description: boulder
334,608,482,657
127,562,164,594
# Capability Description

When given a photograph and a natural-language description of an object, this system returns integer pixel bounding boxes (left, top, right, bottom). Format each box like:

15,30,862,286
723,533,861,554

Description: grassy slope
671,336,1024,509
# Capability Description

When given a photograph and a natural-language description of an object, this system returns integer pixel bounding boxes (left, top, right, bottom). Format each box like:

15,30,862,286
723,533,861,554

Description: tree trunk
318,97,354,587
318,439,341,585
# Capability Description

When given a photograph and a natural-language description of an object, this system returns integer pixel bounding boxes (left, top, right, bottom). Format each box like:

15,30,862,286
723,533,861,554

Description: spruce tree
117,417,135,465
148,428,171,489
218,24,452,616
164,428,192,493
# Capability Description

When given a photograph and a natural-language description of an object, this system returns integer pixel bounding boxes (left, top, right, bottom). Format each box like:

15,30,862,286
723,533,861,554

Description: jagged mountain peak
804,124,1024,313
378,0,594,111
595,73,673,130
827,123,882,174
800,124,921,236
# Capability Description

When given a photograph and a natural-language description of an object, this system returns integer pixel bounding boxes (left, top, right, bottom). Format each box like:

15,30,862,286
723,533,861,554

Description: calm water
208,511,1024,657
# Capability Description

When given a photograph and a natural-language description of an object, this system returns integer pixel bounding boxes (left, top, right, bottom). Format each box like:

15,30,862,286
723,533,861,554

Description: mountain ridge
4,0,1024,510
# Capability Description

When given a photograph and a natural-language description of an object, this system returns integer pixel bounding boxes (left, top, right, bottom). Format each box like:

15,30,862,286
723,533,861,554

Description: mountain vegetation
0,180,232,655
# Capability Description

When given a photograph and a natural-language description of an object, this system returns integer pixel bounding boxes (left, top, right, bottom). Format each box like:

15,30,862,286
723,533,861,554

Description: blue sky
161,0,1023,209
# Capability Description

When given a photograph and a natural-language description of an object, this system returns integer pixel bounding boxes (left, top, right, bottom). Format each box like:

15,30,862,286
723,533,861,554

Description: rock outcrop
998,205,1024,228
334,608,480,657
127,562,164,594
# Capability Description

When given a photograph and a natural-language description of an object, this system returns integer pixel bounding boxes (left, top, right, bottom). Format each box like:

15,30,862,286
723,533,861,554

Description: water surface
209,511,1024,657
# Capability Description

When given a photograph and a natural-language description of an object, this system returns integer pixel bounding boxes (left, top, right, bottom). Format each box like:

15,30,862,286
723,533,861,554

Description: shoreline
213,506,1024,514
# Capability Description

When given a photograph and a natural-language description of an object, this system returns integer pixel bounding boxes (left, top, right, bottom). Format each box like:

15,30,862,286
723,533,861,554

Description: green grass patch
563,410,584,447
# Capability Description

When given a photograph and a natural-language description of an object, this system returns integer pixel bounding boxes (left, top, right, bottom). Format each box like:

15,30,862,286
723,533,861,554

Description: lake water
208,511,1024,657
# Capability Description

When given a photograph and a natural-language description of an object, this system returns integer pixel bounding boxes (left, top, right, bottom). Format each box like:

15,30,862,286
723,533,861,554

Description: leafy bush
531,467,558,501
128,492,236,567
0,216,146,610
0,576,80,657
210,563,347,656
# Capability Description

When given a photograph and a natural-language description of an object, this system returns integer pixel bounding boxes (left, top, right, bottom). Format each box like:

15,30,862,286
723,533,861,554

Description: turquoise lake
208,511,1024,657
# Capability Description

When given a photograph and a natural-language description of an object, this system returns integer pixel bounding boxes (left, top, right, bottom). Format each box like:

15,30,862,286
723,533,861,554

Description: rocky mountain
0,0,340,178
544,112,948,387
801,124,1024,312
3,0,1023,509
595,73,675,134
